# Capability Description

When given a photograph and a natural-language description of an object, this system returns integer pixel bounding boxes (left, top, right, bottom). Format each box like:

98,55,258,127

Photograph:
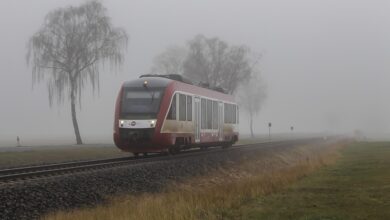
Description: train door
194,97,201,143
218,102,224,141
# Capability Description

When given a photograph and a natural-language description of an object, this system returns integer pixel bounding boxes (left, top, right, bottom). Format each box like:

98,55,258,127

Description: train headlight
120,120,124,127
150,120,156,127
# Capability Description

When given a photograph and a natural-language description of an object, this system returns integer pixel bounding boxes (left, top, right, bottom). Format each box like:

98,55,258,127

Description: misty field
44,140,352,220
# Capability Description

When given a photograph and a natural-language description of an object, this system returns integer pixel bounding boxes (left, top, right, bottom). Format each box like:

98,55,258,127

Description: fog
0,0,389,146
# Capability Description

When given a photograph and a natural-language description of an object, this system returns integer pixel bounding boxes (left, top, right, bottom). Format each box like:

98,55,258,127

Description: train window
167,94,176,120
223,103,238,124
224,103,229,123
212,101,218,129
229,104,232,123
187,96,192,121
121,89,164,116
224,103,227,123
229,104,232,124
179,94,186,121
207,99,212,129
232,104,236,124
233,104,236,123
201,98,207,129
125,91,161,99
237,105,239,124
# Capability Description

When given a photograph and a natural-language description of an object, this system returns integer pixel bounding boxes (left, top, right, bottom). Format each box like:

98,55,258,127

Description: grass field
239,141,390,219
45,140,350,220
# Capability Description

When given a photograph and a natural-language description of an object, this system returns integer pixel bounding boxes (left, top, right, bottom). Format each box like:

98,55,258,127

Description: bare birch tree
150,46,187,75
27,1,128,144
237,71,267,138
183,35,252,94
150,35,253,94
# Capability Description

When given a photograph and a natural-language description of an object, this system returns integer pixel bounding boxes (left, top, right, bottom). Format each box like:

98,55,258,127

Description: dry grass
240,141,390,219
44,140,349,220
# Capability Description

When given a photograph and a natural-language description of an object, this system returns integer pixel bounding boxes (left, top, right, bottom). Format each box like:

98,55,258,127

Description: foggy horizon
1,0,389,146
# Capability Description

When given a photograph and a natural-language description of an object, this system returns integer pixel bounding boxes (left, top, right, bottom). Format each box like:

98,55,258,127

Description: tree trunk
70,85,83,145
249,111,254,138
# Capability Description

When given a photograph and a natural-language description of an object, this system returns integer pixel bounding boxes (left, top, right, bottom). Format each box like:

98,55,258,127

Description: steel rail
0,138,324,184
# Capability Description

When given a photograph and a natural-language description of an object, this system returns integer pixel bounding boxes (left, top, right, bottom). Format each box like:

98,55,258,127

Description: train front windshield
121,89,164,119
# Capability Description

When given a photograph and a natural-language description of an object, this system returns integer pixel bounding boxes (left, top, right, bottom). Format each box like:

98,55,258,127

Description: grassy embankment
240,141,390,219
44,140,354,220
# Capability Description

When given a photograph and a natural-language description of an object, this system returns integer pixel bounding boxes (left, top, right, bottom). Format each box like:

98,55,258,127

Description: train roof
122,75,234,102
123,74,228,94
123,77,172,88
140,74,193,85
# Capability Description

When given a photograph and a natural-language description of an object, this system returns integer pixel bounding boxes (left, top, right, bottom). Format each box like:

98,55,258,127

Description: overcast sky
0,0,389,146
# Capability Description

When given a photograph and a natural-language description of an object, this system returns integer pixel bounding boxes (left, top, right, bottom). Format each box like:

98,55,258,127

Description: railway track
0,138,323,184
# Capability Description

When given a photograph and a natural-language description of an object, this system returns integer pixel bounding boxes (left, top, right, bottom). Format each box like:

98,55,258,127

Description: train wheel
168,146,180,155
143,152,148,157
222,142,233,149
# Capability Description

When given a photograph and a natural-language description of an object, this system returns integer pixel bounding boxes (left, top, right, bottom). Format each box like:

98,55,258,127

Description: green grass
238,142,390,220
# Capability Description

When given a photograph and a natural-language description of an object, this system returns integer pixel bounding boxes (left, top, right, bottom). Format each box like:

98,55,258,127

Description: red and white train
113,74,239,155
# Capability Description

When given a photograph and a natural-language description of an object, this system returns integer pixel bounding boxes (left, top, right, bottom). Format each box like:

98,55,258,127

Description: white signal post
268,122,272,140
